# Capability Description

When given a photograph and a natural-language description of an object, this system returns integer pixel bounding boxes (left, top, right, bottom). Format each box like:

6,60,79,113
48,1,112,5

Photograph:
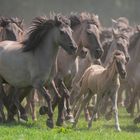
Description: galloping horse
0,14,77,128
72,50,127,131
49,12,103,126
0,17,24,121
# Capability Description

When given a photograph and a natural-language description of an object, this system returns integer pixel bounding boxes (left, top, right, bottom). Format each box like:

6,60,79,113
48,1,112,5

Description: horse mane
115,32,129,42
0,17,10,27
0,16,24,34
116,17,129,26
80,12,101,29
69,13,81,28
22,14,70,52
10,17,24,30
69,12,101,29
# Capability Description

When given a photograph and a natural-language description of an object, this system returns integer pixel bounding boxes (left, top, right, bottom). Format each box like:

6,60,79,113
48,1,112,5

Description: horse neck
103,40,116,67
104,60,119,83
34,31,59,68
72,23,89,58
72,24,85,47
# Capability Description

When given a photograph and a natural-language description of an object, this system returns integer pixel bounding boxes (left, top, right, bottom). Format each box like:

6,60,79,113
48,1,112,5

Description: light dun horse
72,50,127,131
0,15,77,128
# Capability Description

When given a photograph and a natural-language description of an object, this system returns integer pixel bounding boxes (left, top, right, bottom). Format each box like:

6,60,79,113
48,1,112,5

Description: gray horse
0,17,24,121
0,15,77,128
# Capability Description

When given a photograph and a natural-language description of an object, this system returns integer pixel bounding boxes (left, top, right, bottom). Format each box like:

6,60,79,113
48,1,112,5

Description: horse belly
0,50,31,87
0,67,31,87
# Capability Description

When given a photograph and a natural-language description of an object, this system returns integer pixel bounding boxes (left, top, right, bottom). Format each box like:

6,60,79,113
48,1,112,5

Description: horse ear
111,19,117,24
55,16,62,27
95,14,99,20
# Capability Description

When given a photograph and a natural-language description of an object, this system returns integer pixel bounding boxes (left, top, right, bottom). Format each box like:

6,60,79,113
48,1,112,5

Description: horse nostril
96,49,103,56
126,56,130,63
122,70,126,77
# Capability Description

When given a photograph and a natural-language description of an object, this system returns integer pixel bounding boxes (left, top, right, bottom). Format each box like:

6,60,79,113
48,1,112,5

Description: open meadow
0,108,140,140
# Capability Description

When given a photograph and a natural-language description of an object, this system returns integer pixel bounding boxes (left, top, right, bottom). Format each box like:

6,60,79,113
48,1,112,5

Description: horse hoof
134,116,140,124
32,117,37,122
72,123,76,128
56,118,64,126
46,119,54,128
88,122,92,129
65,114,75,123
0,117,4,123
20,114,28,122
105,113,112,121
7,118,16,123
126,107,131,114
116,127,121,132
39,106,48,115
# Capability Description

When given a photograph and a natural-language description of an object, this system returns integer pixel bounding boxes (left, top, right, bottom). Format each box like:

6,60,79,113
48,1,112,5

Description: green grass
0,108,140,140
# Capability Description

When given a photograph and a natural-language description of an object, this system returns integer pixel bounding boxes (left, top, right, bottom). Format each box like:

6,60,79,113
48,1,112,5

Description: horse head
114,50,127,79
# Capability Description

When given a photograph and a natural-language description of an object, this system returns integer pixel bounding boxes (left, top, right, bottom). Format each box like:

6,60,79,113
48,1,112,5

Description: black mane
22,14,69,52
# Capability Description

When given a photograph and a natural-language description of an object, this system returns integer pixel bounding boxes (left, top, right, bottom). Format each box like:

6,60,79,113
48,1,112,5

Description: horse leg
35,85,53,128
59,79,74,122
8,88,21,122
39,80,62,115
26,90,37,121
110,88,121,131
136,98,140,113
71,89,84,112
7,87,31,122
51,80,61,112
30,93,37,121
0,80,6,122
126,90,138,117
56,94,65,126
0,99,5,122
84,105,91,121
73,93,93,128
88,93,102,129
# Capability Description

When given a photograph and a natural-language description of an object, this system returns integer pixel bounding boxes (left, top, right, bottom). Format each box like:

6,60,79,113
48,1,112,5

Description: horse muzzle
120,71,127,79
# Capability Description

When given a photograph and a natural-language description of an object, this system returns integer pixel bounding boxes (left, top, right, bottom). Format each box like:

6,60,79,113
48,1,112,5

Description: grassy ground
0,108,140,140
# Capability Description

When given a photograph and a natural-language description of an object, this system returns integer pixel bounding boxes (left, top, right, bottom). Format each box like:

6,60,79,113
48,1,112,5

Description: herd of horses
0,12,140,131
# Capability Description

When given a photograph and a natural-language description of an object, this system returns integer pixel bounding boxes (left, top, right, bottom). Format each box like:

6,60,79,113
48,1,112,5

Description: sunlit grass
0,107,140,140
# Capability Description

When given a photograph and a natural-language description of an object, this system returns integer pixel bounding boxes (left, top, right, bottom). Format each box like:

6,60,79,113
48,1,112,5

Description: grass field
0,108,140,140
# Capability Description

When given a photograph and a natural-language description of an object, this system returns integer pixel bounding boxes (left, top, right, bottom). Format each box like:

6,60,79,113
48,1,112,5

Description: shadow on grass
0,121,37,129
103,124,140,133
